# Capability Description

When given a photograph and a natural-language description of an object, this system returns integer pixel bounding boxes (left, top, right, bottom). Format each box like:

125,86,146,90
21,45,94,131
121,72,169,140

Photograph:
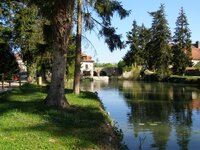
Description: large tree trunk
45,0,74,108
73,0,82,95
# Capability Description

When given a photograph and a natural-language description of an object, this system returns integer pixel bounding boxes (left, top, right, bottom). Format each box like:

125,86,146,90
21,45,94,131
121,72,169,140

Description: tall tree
172,7,192,75
138,24,151,68
73,0,83,95
124,21,150,67
13,4,45,78
147,4,171,78
43,0,75,107
0,1,19,78
26,0,75,108
124,20,140,67
73,0,130,94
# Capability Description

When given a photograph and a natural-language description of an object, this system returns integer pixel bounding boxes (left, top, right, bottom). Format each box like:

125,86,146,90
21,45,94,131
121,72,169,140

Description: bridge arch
100,71,107,76
93,71,98,76
94,67,121,77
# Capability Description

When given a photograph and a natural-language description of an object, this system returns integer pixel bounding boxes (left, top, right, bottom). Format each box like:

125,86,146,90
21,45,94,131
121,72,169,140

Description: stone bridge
93,67,121,77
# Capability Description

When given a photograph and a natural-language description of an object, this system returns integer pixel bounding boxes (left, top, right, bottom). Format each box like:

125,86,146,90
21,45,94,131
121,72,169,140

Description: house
15,53,27,72
191,41,200,65
81,53,94,77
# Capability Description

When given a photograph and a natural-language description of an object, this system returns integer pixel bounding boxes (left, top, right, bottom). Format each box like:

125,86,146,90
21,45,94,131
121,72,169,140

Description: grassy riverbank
0,84,123,150
168,75,200,84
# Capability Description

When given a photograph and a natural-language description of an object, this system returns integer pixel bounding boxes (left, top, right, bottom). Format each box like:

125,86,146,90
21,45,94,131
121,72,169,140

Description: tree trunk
45,0,74,108
73,0,82,95
41,63,47,83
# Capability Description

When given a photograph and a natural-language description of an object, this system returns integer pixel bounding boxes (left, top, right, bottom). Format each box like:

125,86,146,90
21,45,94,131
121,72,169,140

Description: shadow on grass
0,84,111,149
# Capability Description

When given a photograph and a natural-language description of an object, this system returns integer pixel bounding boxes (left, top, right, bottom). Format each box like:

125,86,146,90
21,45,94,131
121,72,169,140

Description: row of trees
0,0,129,108
122,4,192,78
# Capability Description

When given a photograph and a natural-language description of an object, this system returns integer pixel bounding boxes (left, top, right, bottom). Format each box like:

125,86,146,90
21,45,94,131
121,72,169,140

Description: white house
15,53,27,72
81,53,94,77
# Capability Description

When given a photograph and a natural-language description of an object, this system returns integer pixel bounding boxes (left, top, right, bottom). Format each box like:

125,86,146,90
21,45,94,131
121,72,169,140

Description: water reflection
79,80,200,150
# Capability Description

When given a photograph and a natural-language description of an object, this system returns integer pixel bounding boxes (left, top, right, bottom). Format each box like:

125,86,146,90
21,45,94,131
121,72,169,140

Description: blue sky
83,0,200,63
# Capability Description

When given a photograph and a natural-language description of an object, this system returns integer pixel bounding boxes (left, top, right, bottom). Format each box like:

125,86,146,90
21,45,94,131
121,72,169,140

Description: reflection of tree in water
172,85,193,150
119,81,195,150
176,125,191,150
172,86,193,124
151,124,171,150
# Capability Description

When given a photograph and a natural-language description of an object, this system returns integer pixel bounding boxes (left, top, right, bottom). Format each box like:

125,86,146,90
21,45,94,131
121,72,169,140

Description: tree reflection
172,85,193,150
79,80,200,149
118,81,198,150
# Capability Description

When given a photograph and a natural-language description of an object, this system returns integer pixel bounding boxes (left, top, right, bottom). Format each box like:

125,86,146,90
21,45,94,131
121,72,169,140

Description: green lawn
0,84,121,150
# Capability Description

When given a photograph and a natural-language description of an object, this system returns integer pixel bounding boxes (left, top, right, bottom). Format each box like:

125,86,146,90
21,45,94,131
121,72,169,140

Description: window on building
85,64,88,69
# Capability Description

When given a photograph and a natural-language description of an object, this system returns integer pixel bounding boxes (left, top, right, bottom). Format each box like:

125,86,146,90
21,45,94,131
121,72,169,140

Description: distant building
15,53,27,72
81,53,94,77
192,41,200,65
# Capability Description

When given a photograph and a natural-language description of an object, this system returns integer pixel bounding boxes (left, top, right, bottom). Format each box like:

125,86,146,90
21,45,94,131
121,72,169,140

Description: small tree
172,7,192,75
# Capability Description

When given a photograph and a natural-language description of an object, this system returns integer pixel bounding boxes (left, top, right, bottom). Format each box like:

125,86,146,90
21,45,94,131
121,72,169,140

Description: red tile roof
81,53,94,62
192,46,200,60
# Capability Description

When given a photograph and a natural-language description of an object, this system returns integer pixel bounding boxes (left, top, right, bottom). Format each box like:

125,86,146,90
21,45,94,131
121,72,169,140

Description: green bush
194,62,200,70
132,67,141,80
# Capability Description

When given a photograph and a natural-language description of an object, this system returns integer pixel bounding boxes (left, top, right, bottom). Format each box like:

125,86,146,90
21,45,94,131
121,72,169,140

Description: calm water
79,80,200,150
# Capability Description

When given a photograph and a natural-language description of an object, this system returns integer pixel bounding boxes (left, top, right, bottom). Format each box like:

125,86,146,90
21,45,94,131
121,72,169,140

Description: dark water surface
80,80,200,150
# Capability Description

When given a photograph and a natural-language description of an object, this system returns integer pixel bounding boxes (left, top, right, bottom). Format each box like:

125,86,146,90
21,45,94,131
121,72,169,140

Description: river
79,80,200,150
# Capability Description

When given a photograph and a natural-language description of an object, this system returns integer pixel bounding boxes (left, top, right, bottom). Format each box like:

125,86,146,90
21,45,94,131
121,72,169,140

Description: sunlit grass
0,84,118,150
171,75,200,80
169,75,200,85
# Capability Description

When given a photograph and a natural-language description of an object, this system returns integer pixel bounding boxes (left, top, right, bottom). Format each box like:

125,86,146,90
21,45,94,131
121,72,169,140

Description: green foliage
0,1,77,82
132,66,141,80
123,20,151,76
123,4,172,79
84,0,130,52
0,24,18,78
124,20,140,66
117,60,126,72
124,21,150,67
147,4,171,78
0,1,19,77
0,43,18,78
121,5,193,80
95,63,117,68
13,4,46,78
194,62,200,70
138,24,151,64
172,7,192,75
94,0,129,22
100,27,125,52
